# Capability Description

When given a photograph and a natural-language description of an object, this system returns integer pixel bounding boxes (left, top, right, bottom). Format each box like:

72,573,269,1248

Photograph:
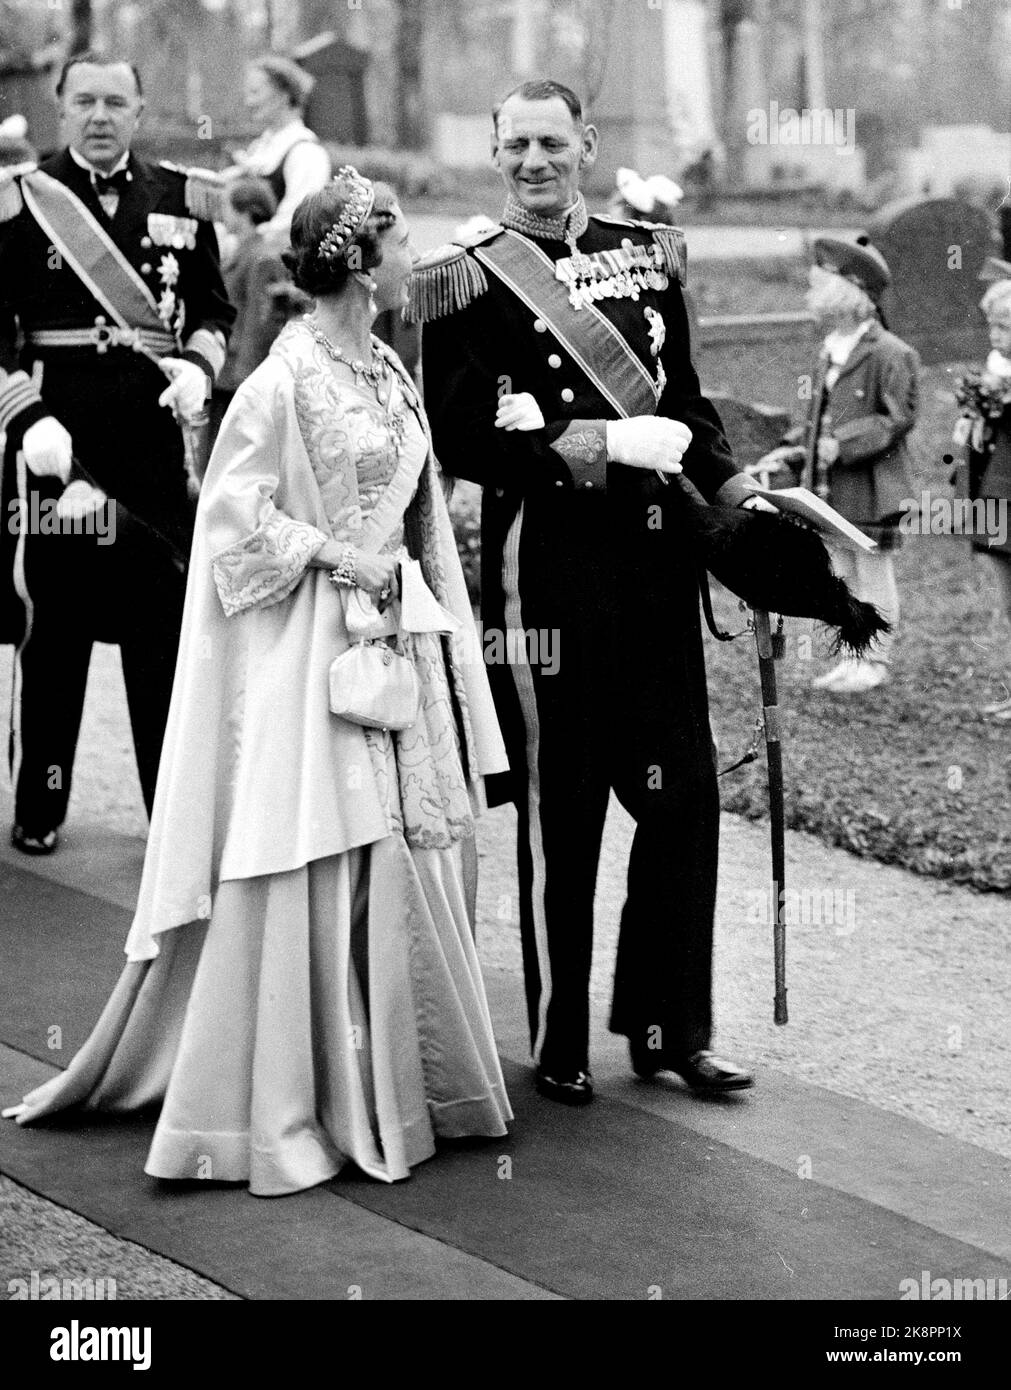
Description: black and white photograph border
0,0,1008,1355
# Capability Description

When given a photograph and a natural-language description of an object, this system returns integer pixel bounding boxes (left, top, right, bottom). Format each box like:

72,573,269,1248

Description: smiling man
419,80,761,1104
0,53,234,855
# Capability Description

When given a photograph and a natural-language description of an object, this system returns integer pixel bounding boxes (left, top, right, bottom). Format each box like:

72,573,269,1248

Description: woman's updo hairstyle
283,176,397,298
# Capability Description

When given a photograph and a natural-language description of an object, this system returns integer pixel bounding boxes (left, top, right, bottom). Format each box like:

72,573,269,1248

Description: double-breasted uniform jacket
421,212,753,805
0,148,235,642
782,319,919,532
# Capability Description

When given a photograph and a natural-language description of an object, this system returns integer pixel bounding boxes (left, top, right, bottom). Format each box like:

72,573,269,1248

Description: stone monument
867,197,1001,364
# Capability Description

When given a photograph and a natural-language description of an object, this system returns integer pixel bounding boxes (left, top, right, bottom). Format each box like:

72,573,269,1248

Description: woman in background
227,55,331,244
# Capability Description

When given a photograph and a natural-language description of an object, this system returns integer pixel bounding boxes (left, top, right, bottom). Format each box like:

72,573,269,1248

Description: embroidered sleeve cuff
549,419,609,491
211,513,329,616
0,370,46,434
182,328,227,383
715,473,762,508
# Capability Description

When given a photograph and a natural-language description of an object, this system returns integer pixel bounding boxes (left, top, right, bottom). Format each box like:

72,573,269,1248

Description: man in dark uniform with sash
0,53,234,854
418,79,764,1105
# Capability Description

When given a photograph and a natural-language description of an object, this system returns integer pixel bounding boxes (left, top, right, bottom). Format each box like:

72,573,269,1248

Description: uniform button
533,318,547,332
554,479,564,487
583,481,594,489
560,388,574,403
547,353,562,369
140,263,152,274
140,236,152,248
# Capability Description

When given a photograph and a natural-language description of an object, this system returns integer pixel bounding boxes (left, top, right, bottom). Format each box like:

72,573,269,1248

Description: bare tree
393,0,425,149
577,0,616,111
68,0,93,55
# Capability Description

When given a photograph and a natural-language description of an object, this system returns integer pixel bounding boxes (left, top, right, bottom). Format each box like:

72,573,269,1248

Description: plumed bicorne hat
672,478,890,657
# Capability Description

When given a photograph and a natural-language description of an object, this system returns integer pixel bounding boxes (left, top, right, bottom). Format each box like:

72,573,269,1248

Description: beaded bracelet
327,547,357,588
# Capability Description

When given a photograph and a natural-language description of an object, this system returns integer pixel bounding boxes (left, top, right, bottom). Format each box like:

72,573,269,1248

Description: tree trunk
68,0,93,55
394,0,425,150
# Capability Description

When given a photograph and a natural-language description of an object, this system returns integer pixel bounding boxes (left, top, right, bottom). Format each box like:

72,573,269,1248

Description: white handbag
329,588,420,731
328,637,421,731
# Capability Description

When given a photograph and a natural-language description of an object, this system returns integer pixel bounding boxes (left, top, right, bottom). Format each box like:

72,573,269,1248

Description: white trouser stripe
8,447,33,785
501,504,551,1057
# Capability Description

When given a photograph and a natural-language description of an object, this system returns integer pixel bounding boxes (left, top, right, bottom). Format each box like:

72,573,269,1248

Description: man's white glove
157,357,209,421
495,392,546,432
56,479,108,521
606,416,691,474
21,416,73,484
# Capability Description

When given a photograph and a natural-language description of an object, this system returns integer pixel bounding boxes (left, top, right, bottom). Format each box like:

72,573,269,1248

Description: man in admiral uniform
420,80,766,1104
0,53,234,854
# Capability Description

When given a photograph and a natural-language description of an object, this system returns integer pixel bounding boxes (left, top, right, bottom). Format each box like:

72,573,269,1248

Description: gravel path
0,1176,237,1300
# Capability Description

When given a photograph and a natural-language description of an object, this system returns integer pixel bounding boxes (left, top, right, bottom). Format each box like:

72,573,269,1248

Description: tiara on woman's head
316,166,376,263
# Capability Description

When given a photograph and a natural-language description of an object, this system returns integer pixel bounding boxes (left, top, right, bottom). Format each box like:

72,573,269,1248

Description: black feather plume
672,478,891,658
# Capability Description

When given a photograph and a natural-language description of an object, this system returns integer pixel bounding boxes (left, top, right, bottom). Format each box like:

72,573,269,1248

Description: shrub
447,478,482,606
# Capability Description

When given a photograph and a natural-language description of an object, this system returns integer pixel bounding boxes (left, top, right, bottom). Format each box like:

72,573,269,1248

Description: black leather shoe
11,824,59,856
674,1050,754,1093
535,1066,594,1106
630,1041,754,1093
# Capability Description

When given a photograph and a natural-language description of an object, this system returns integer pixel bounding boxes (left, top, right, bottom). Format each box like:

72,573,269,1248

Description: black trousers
13,509,186,835
501,521,720,1076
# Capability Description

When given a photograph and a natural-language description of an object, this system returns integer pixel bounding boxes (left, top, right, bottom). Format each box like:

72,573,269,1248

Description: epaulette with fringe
406,226,502,324
592,213,687,286
159,160,226,222
0,162,36,223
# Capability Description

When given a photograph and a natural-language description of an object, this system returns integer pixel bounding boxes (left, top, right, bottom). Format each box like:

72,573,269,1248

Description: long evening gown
9,324,512,1195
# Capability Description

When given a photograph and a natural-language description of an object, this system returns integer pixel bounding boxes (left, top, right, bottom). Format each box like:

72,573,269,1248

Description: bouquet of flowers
952,354,1011,452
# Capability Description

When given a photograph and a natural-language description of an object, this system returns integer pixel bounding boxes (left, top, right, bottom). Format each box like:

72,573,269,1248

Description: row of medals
555,241,670,310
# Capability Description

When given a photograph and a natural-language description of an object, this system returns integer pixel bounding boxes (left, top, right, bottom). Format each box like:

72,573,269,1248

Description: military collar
68,144,133,183
501,192,589,245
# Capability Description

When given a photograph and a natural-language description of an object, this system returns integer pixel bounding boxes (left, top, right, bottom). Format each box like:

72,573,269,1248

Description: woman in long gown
4,170,513,1196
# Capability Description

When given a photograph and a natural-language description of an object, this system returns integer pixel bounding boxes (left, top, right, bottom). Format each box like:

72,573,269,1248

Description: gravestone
0,60,59,157
866,197,1001,364
295,34,369,146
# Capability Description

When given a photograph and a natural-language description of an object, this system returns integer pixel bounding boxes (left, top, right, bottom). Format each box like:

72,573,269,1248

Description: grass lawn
690,257,1009,893
705,528,1011,894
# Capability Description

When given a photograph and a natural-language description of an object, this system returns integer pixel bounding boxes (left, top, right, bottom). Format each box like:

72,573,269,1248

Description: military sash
19,171,173,355
473,230,661,420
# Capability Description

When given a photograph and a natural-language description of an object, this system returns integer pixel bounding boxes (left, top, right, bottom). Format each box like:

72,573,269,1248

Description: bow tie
91,168,131,195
